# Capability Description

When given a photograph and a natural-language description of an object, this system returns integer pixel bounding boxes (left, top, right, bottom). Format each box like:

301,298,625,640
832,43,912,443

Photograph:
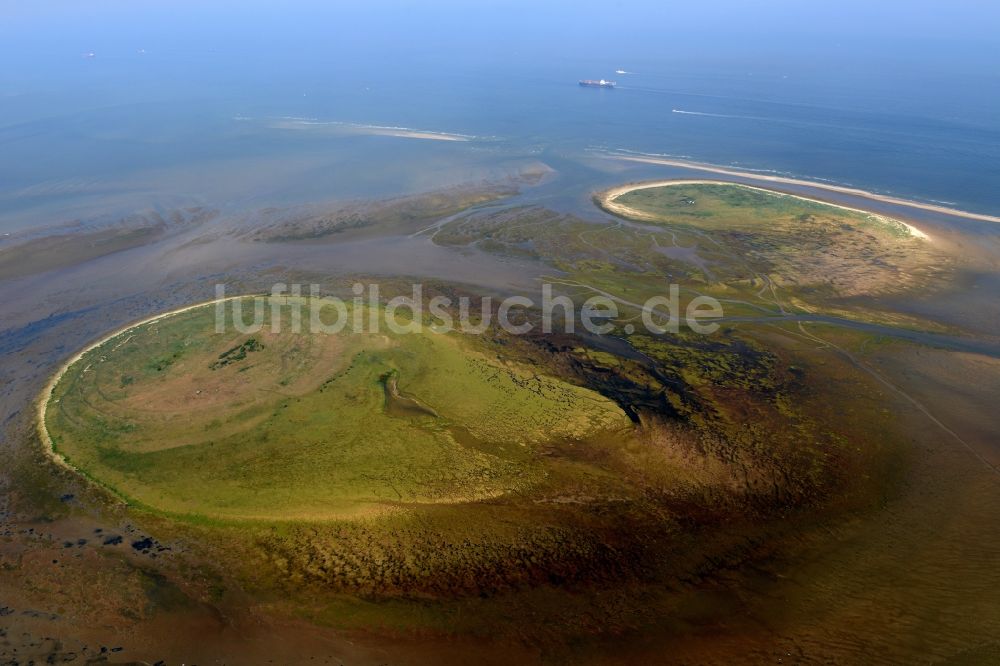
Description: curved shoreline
35,295,246,476
607,154,1000,225
596,178,932,240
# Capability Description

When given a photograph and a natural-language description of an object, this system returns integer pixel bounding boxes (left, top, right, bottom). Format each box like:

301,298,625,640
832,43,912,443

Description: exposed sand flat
598,179,932,240
269,118,472,141
361,127,470,141
609,154,1000,225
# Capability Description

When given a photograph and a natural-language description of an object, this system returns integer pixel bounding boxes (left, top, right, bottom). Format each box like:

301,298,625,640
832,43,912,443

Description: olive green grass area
601,182,948,299
44,299,631,522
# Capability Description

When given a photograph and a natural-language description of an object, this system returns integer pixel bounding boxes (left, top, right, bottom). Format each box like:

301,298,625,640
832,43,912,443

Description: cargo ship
579,79,616,88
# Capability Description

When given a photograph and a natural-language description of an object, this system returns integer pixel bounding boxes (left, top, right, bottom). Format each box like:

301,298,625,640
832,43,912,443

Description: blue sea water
1,0,998,232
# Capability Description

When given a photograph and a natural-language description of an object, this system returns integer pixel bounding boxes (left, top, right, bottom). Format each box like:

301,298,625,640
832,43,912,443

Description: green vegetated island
46,303,626,521
41,181,940,630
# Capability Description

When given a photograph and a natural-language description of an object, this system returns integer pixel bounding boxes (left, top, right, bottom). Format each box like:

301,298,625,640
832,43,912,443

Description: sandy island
607,154,1000,226
597,179,932,240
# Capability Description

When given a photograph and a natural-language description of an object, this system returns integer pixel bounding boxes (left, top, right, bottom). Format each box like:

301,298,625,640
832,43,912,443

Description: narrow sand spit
363,128,470,141
270,118,472,141
598,178,932,241
608,154,1000,226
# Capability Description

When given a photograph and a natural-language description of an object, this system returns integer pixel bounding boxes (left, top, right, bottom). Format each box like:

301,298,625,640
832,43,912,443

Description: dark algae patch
210,337,263,370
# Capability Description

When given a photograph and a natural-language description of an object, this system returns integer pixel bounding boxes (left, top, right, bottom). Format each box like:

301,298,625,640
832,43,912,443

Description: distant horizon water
2,0,998,232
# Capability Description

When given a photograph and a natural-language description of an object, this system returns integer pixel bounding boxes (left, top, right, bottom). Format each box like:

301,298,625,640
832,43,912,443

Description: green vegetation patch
605,182,944,297
44,298,630,522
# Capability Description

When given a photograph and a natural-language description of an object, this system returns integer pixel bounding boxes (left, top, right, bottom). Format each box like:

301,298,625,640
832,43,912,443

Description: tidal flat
2,165,1000,665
